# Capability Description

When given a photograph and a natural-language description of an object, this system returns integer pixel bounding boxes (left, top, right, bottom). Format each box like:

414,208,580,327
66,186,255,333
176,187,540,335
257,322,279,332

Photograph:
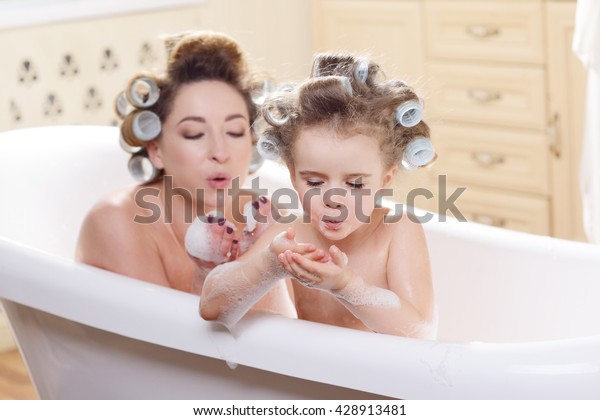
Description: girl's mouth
322,217,343,230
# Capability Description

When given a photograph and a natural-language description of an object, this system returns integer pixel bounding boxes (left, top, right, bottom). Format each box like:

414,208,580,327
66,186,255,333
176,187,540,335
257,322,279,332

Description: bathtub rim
2,236,600,399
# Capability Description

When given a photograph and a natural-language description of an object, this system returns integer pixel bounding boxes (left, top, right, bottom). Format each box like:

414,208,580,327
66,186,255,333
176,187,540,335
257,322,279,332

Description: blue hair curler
401,137,436,170
395,100,423,128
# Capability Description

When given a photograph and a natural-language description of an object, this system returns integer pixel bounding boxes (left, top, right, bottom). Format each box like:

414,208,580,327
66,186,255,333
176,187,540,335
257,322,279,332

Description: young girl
198,52,437,338
76,31,292,320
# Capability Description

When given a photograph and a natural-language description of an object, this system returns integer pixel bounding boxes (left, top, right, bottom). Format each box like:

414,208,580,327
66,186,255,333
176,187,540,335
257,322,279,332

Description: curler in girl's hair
128,153,159,184
126,75,160,109
354,59,369,84
114,91,134,119
401,137,436,170
311,55,322,77
338,76,353,96
263,100,290,127
257,133,281,160
251,79,274,106
395,100,423,128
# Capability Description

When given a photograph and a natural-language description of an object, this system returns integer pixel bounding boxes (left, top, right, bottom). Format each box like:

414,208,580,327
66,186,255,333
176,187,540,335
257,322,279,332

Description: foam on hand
185,213,235,264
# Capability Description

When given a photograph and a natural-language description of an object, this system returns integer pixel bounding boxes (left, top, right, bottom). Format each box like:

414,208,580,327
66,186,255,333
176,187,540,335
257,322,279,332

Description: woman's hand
278,245,353,291
185,213,239,266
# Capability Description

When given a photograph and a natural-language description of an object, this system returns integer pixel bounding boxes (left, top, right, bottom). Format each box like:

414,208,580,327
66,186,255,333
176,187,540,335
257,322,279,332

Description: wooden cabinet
424,0,552,235
546,2,587,241
312,0,586,239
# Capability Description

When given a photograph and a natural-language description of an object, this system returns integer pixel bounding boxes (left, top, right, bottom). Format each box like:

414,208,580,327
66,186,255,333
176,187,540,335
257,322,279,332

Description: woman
76,31,294,318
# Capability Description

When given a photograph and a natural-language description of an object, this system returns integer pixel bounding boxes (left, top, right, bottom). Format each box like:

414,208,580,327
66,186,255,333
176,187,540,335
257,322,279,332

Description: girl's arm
200,225,320,328
280,216,435,338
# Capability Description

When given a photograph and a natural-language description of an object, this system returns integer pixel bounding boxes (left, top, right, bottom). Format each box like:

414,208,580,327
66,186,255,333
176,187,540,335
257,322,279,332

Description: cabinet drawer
426,61,547,130
444,183,550,235
424,1,544,64
433,123,549,195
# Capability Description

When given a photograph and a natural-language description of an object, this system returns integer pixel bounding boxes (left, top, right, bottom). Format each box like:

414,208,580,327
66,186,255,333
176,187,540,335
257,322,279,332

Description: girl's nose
324,191,345,208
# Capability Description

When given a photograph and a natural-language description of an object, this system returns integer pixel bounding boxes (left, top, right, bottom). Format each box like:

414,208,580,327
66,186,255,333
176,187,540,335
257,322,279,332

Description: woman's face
149,80,253,211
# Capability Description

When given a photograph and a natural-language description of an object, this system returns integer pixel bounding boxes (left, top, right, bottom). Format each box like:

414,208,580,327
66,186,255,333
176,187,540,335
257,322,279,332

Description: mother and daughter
76,30,436,339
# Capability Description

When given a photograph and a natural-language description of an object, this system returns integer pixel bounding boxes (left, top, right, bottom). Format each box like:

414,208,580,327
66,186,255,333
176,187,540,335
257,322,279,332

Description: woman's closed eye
227,130,246,138
183,132,205,140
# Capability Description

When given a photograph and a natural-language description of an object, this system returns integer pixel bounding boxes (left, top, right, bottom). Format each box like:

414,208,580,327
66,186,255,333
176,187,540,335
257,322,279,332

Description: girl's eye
183,132,204,140
347,181,365,189
306,180,323,187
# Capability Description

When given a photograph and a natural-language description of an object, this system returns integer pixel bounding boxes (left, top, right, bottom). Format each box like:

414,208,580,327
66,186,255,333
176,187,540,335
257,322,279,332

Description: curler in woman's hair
132,110,162,141
401,137,436,170
126,75,160,109
119,132,142,154
354,59,369,84
128,153,159,184
114,91,134,119
395,100,423,128
257,133,281,160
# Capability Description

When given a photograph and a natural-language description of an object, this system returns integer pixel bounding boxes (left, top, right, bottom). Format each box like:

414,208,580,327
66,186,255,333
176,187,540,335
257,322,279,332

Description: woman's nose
210,137,229,163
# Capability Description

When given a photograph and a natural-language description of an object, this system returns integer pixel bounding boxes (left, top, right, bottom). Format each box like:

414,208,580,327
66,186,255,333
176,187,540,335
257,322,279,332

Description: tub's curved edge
2,237,600,398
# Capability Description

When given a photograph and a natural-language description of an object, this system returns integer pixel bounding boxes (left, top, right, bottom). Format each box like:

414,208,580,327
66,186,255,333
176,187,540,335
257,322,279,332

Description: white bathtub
1,125,600,399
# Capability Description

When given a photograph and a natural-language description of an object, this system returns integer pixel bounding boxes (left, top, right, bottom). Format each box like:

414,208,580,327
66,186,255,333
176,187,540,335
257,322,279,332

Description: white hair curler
311,55,322,77
132,110,162,141
395,100,423,128
257,133,281,160
338,76,353,96
354,59,369,84
401,137,436,170
128,154,159,183
126,76,160,109
118,132,142,154
114,91,134,119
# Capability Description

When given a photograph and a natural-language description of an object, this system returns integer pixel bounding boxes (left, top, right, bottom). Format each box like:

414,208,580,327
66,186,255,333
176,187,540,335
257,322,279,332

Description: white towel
573,0,600,243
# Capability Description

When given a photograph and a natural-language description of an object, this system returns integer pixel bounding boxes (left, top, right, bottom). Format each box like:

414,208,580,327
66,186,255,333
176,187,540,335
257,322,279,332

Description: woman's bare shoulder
76,185,155,262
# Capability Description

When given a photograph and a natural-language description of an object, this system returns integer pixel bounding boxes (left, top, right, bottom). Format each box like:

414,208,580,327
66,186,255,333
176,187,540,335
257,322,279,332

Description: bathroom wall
0,0,312,351
0,0,312,132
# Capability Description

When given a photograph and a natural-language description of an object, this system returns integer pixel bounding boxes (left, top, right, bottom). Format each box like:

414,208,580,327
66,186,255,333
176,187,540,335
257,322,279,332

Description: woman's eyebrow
177,116,206,125
225,113,247,122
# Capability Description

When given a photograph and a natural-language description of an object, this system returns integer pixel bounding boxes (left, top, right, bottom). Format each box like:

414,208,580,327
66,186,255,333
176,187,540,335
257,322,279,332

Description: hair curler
401,137,436,170
395,100,423,128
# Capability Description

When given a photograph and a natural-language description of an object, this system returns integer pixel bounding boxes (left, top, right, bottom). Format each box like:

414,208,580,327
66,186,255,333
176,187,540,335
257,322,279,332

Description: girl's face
148,80,253,210
290,125,397,242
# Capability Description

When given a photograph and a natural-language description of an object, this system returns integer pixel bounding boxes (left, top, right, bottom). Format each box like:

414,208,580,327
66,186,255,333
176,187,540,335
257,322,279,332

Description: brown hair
261,52,431,169
118,31,261,149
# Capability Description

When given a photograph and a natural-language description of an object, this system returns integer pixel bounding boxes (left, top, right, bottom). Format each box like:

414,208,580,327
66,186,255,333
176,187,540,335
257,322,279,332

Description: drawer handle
471,152,505,167
467,25,500,38
472,214,506,228
468,89,501,103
